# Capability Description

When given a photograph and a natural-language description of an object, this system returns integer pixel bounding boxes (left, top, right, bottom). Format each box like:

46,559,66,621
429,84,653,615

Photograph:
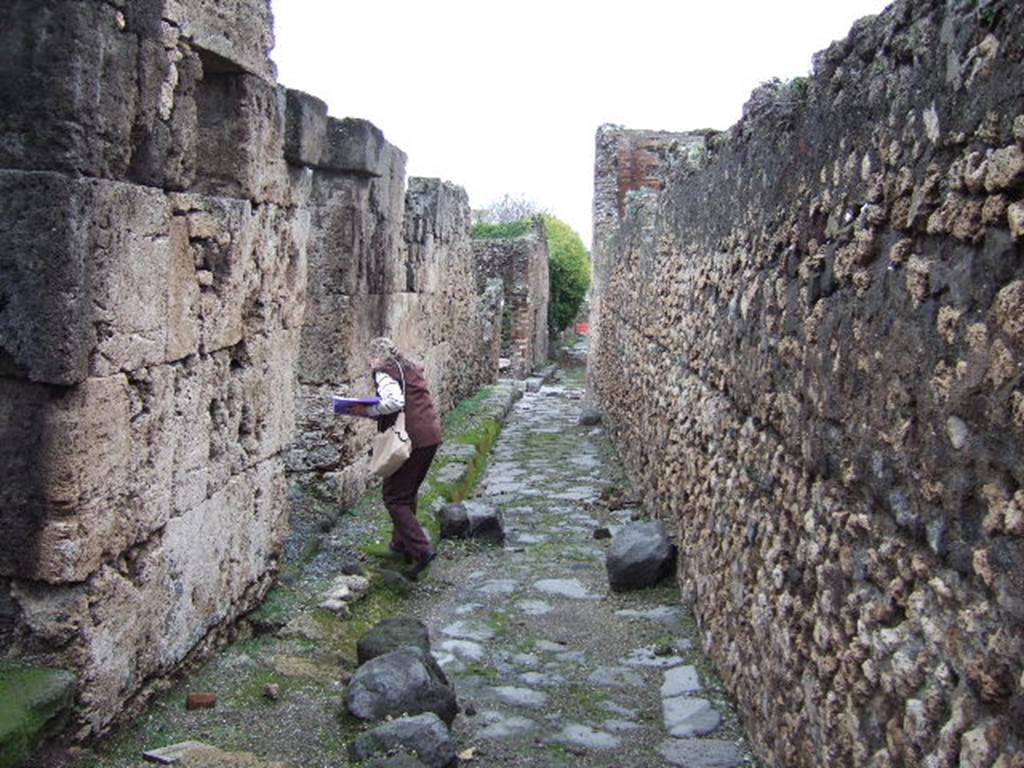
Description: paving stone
441,620,496,642
614,606,682,625
438,639,484,661
547,723,621,750
532,578,599,600
518,672,567,687
508,653,540,668
514,599,553,615
663,697,722,738
587,666,645,689
601,701,639,719
662,665,702,697
602,718,643,732
514,533,548,544
476,579,517,595
474,711,539,740
489,685,548,708
657,738,746,767
535,640,570,652
622,646,685,668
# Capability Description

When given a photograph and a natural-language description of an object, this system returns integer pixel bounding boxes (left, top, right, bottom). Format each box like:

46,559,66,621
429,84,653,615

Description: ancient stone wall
590,1,1024,766
472,220,550,377
287,153,505,504
0,0,501,736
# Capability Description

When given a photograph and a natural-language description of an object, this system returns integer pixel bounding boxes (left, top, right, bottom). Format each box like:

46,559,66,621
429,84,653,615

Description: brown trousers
382,444,438,561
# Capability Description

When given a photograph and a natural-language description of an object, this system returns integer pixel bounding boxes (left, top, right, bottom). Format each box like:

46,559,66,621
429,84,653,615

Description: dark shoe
408,551,437,579
389,543,412,563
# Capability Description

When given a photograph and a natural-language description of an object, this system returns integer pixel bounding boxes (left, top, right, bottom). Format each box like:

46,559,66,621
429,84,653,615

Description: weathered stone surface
605,522,675,591
357,617,432,666
162,0,276,80
284,89,328,167
590,2,1024,765
322,118,405,178
349,713,456,768
344,647,458,725
0,1,138,179
192,73,288,204
657,738,746,768
437,502,505,543
578,406,603,426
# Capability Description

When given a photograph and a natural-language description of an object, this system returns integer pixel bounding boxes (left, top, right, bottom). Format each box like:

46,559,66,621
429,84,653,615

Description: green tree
543,215,590,332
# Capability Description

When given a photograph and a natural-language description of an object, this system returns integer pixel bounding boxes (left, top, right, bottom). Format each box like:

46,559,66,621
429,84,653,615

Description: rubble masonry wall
590,1,1024,765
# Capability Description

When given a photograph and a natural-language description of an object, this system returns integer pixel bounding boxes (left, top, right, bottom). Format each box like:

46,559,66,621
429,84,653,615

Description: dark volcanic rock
606,522,676,591
578,406,602,426
357,616,431,666
344,647,458,725
437,501,505,544
350,713,456,768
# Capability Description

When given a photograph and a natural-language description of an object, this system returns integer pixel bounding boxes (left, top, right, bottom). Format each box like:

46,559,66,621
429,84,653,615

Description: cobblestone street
418,372,754,767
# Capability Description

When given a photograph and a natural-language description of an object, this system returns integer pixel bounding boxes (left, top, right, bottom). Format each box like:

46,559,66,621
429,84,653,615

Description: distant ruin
0,0,539,738
472,219,551,378
590,0,1024,765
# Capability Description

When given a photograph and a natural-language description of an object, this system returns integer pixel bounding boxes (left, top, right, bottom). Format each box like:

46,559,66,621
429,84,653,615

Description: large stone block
0,172,208,385
0,0,138,178
0,375,131,583
284,89,329,168
0,172,92,384
323,118,406,178
9,457,287,733
192,72,288,204
128,37,203,190
162,0,275,80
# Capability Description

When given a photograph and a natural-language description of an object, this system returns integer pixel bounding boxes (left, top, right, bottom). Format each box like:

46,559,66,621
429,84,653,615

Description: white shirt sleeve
366,371,404,417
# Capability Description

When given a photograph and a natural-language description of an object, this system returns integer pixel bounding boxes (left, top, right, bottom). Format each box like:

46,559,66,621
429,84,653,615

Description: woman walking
350,337,442,575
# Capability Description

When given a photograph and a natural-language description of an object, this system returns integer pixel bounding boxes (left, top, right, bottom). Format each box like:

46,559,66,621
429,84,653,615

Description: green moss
0,666,74,768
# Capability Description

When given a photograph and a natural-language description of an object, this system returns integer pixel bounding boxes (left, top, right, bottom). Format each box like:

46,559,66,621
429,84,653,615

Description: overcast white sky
272,0,891,247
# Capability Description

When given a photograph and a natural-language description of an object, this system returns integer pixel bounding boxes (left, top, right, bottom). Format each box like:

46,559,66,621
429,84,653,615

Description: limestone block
0,1,138,178
162,0,275,80
0,172,205,384
322,118,406,178
284,89,329,167
169,193,252,353
192,73,288,204
85,182,181,377
0,172,92,384
10,458,287,733
304,172,405,297
298,292,387,385
128,39,203,190
0,375,131,583
245,203,309,336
